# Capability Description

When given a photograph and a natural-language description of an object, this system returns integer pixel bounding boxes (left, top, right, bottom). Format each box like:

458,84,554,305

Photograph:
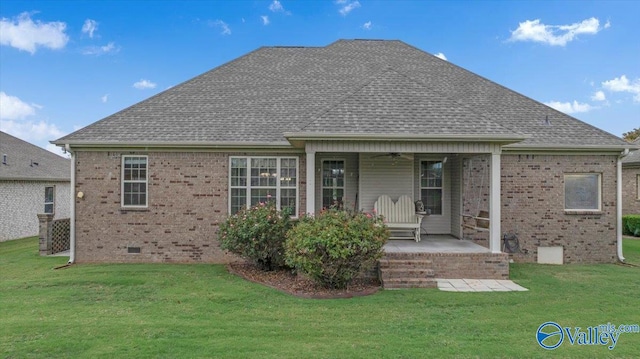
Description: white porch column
489,152,502,253
305,148,316,215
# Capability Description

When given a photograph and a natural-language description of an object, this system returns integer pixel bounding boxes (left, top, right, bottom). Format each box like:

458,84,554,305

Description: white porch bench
374,195,424,242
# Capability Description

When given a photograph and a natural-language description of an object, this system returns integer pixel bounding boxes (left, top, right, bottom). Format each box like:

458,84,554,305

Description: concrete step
379,267,435,279
378,259,433,269
382,277,437,289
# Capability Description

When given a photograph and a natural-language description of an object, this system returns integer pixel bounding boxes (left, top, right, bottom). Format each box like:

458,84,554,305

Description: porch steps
378,258,437,289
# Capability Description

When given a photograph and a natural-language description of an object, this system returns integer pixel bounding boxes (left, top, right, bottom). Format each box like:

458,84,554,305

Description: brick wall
622,166,640,215
501,154,618,263
74,151,305,263
0,181,70,241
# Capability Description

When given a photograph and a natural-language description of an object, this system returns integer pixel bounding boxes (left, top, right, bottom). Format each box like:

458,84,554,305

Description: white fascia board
53,140,294,150
283,132,528,143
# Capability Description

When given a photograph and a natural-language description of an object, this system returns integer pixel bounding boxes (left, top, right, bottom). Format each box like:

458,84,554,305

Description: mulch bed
227,261,381,299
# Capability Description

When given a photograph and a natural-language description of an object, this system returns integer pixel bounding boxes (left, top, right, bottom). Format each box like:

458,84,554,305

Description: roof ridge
387,68,525,136
53,45,270,145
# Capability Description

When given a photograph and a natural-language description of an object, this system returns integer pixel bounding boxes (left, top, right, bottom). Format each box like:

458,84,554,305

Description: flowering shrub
218,202,292,270
285,208,389,289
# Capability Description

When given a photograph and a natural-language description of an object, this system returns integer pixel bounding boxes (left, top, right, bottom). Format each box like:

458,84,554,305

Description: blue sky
1,0,638,156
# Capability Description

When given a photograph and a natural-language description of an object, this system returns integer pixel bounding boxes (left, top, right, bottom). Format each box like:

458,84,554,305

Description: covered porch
299,139,507,254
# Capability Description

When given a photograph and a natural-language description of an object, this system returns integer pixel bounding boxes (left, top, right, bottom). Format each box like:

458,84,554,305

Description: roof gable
54,39,628,149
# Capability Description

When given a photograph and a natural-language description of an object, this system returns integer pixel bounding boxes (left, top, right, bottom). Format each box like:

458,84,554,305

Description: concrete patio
383,236,490,254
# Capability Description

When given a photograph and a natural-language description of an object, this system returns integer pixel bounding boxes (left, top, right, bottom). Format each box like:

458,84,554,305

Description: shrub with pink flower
285,208,389,289
218,202,292,270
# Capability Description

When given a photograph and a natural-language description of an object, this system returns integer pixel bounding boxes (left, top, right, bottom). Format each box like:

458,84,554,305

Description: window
420,161,443,215
122,156,148,207
322,160,345,209
229,157,298,216
637,175,640,200
44,186,54,214
564,173,601,211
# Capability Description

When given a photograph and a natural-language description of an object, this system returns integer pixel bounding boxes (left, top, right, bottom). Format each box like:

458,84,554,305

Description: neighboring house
53,39,633,265
622,138,640,215
0,131,71,241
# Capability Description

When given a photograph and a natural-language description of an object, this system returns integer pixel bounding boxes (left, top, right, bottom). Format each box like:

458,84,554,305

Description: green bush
285,209,390,289
218,202,292,270
622,214,640,237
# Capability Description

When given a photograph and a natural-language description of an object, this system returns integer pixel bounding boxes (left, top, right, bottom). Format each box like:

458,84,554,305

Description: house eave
0,176,70,182
503,143,636,153
52,140,294,150
283,132,528,147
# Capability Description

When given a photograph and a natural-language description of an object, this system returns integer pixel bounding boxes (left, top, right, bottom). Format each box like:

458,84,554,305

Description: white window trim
121,155,149,208
44,186,55,214
228,156,299,218
420,159,444,216
564,173,602,212
321,159,346,209
637,174,640,200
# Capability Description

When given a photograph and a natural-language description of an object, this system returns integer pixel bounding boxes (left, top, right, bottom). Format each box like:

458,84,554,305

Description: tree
622,128,640,142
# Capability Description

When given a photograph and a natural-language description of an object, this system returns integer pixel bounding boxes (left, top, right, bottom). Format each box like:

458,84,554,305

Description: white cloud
508,17,607,46
1,119,64,142
82,41,119,55
602,75,640,102
269,1,284,12
434,52,447,61
211,20,231,35
261,15,270,25
46,143,70,158
0,12,69,54
544,100,595,114
101,94,109,103
0,92,38,120
338,1,361,16
133,79,157,90
591,90,606,102
362,21,372,30
82,19,98,38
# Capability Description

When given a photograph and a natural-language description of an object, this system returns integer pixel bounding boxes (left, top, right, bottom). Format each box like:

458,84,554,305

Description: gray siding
306,141,502,154
359,154,414,212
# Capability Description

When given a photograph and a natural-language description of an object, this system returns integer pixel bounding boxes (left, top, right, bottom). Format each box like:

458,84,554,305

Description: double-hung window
230,157,298,216
44,186,54,214
322,160,345,209
420,160,443,215
122,156,148,207
564,173,601,211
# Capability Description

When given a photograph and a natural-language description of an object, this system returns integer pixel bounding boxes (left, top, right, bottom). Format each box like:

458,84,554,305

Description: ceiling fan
370,152,414,161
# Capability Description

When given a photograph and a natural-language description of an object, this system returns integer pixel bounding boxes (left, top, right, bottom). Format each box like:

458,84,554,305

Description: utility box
537,246,564,265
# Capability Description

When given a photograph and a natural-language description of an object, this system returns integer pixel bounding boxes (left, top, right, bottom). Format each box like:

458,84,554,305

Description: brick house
1,131,71,241
622,138,640,215
53,40,635,267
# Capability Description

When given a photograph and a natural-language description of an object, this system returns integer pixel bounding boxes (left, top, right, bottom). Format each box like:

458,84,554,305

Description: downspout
616,148,629,263
66,144,76,264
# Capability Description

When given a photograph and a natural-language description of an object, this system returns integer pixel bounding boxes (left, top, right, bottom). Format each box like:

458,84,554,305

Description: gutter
617,148,629,263
66,144,76,264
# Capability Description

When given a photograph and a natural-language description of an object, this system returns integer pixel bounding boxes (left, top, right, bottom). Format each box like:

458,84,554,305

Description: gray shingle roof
622,138,640,165
1,131,70,181
55,39,628,149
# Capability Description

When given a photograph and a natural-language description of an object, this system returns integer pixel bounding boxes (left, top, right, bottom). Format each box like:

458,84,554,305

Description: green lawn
1,238,639,358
